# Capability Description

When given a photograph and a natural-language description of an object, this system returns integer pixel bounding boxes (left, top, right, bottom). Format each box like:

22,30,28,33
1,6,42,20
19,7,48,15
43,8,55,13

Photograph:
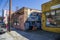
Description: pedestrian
6,24,8,30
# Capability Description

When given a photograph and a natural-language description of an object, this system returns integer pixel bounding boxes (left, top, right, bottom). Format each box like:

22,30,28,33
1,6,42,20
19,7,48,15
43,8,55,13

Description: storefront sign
51,4,60,9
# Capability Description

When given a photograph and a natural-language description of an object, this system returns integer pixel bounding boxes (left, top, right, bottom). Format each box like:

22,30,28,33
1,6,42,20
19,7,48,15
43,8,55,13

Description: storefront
42,0,60,33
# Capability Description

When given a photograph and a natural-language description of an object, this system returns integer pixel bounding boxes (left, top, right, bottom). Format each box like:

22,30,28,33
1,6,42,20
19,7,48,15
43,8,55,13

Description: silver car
0,22,7,34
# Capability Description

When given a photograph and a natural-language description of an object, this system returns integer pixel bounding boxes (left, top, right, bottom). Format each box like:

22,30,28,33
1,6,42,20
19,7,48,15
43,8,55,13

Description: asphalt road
12,28,60,40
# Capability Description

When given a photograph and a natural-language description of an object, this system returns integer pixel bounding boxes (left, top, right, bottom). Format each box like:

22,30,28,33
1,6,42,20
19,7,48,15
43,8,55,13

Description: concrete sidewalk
0,32,14,40
8,27,60,40
8,31,29,40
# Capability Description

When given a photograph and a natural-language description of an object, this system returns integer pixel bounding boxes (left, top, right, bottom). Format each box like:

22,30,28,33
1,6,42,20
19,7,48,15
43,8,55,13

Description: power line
2,0,8,9
0,0,3,7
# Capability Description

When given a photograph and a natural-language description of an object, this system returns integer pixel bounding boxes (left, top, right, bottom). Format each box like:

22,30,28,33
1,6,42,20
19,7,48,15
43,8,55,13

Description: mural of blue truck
24,12,41,30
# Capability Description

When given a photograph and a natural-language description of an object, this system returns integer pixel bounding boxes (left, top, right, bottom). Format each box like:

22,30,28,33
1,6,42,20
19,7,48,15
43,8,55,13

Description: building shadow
11,28,60,40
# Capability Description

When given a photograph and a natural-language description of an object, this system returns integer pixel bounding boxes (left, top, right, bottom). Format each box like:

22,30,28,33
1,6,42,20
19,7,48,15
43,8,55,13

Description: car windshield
0,22,6,28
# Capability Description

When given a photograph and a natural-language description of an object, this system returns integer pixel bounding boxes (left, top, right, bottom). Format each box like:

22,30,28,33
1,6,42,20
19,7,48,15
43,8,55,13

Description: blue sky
0,0,50,16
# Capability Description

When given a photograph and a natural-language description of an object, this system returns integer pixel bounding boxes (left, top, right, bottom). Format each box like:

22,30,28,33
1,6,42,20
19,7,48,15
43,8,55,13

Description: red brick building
12,7,42,30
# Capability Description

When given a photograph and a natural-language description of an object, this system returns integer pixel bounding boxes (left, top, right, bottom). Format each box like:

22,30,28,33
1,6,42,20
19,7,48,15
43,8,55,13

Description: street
0,0,60,40
0,28,60,40
11,28,60,40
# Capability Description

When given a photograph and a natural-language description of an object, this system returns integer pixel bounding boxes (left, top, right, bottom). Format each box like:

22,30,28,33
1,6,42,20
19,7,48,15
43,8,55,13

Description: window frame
45,10,60,28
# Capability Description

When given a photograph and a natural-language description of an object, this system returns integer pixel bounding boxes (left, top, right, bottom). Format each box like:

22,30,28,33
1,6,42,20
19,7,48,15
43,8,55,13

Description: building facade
12,7,42,30
3,10,14,26
42,0,60,33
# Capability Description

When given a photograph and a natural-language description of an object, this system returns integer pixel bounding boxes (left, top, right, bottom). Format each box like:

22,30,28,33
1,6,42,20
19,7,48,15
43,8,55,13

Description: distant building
12,7,42,30
0,16,4,22
3,10,14,24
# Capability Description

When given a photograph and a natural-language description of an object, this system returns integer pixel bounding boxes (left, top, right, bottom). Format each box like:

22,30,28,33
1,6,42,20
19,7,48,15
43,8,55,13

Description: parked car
0,22,7,34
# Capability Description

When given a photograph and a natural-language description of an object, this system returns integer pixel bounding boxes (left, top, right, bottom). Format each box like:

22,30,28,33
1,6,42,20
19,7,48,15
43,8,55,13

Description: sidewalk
8,27,60,40
0,32,14,40
8,31,29,40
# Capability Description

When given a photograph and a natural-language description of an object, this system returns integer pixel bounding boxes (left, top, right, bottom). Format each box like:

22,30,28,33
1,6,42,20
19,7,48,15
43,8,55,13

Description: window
56,11,60,20
51,11,55,15
46,12,50,16
56,10,60,27
46,10,60,27
28,12,40,21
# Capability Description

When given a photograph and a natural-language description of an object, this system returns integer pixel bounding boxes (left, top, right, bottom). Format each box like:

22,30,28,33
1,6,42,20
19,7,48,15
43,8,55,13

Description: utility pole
2,9,4,22
16,6,19,10
8,0,12,32
16,6,19,25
